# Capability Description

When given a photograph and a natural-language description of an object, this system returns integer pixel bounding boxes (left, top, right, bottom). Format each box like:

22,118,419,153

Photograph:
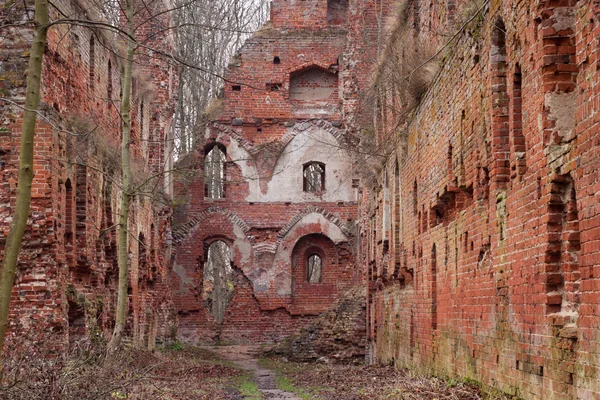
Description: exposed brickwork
170,0,395,344
269,286,367,363
366,1,600,399
0,0,177,350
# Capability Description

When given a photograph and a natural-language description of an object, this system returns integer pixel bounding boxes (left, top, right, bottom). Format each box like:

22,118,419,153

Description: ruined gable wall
367,0,600,399
170,0,398,345
0,0,177,351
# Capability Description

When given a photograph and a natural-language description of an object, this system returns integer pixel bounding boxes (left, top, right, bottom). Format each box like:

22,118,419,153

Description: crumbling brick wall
366,1,600,399
0,0,177,351
170,0,396,345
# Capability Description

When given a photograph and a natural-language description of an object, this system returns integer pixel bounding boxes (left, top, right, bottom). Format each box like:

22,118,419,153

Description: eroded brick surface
0,0,177,350
170,0,395,345
366,1,600,399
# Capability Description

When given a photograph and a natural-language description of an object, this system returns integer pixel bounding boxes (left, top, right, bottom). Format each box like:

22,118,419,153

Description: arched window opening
203,240,234,324
307,253,322,283
289,67,338,113
204,144,226,199
303,162,325,192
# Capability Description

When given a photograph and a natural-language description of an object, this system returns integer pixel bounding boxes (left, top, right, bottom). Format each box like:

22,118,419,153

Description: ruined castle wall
169,0,397,345
0,0,177,351
367,1,600,399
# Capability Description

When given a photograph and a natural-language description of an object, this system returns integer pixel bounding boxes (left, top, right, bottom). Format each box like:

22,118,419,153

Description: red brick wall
169,0,397,344
366,1,600,399
0,0,177,350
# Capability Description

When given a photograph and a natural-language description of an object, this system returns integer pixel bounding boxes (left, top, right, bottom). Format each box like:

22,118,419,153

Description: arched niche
272,212,350,297
289,66,339,114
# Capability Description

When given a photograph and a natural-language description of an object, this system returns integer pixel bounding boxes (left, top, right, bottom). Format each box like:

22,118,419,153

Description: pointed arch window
204,144,226,199
303,162,325,192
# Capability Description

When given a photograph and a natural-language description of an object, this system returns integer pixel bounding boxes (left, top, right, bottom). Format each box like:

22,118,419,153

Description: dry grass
261,357,517,400
0,342,245,400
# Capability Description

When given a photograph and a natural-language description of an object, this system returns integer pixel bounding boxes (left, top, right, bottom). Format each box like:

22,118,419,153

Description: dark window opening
107,60,113,100
140,100,144,140
307,254,322,283
65,179,74,265
431,244,438,330
413,179,418,215
511,63,526,176
204,144,226,199
138,232,147,268
232,85,241,91
89,36,95,92
303,162,325,192
273,56,281,64
327,0,348,25
267,82,283,91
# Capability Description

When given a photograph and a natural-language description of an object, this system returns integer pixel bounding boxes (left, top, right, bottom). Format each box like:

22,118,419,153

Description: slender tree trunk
0,0,49,360
108,0,134,351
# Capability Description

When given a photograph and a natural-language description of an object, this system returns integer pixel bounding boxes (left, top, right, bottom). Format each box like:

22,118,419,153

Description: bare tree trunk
0,0,49,359
108,0,134,352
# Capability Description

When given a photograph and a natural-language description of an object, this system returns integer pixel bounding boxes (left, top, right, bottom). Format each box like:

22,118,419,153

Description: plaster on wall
266,126,354,202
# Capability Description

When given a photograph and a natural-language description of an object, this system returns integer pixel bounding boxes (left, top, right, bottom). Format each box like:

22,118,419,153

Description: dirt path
203,345,302,400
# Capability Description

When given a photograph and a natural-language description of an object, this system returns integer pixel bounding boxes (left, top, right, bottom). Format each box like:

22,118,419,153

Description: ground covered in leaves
260,357,514,400
0,345,251,400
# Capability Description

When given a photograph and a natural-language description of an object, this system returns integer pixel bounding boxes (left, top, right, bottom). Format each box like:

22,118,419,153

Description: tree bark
0,0,49,359
108,0,134,352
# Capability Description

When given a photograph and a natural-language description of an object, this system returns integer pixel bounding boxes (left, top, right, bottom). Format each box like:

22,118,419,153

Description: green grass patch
236,375,263,399
259,358,316,399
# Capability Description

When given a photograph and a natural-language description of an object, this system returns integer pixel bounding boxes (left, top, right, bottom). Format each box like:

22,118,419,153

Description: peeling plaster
173,263,192,294
545,92,576,142
552,7,575,32
233,223,252,266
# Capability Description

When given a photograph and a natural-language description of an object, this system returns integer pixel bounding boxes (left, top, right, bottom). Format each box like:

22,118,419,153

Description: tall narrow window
431,243,438,330
490,17,509,187
204,144,226,199
394,161,401,264
65,179,75,267
413,179,418,215
107,60,113,100
511,64,526,176
89,36,95,92
140,101,144,129
383,170,390,239
307,254,322,283
203,240,234,324
303,162,325,192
